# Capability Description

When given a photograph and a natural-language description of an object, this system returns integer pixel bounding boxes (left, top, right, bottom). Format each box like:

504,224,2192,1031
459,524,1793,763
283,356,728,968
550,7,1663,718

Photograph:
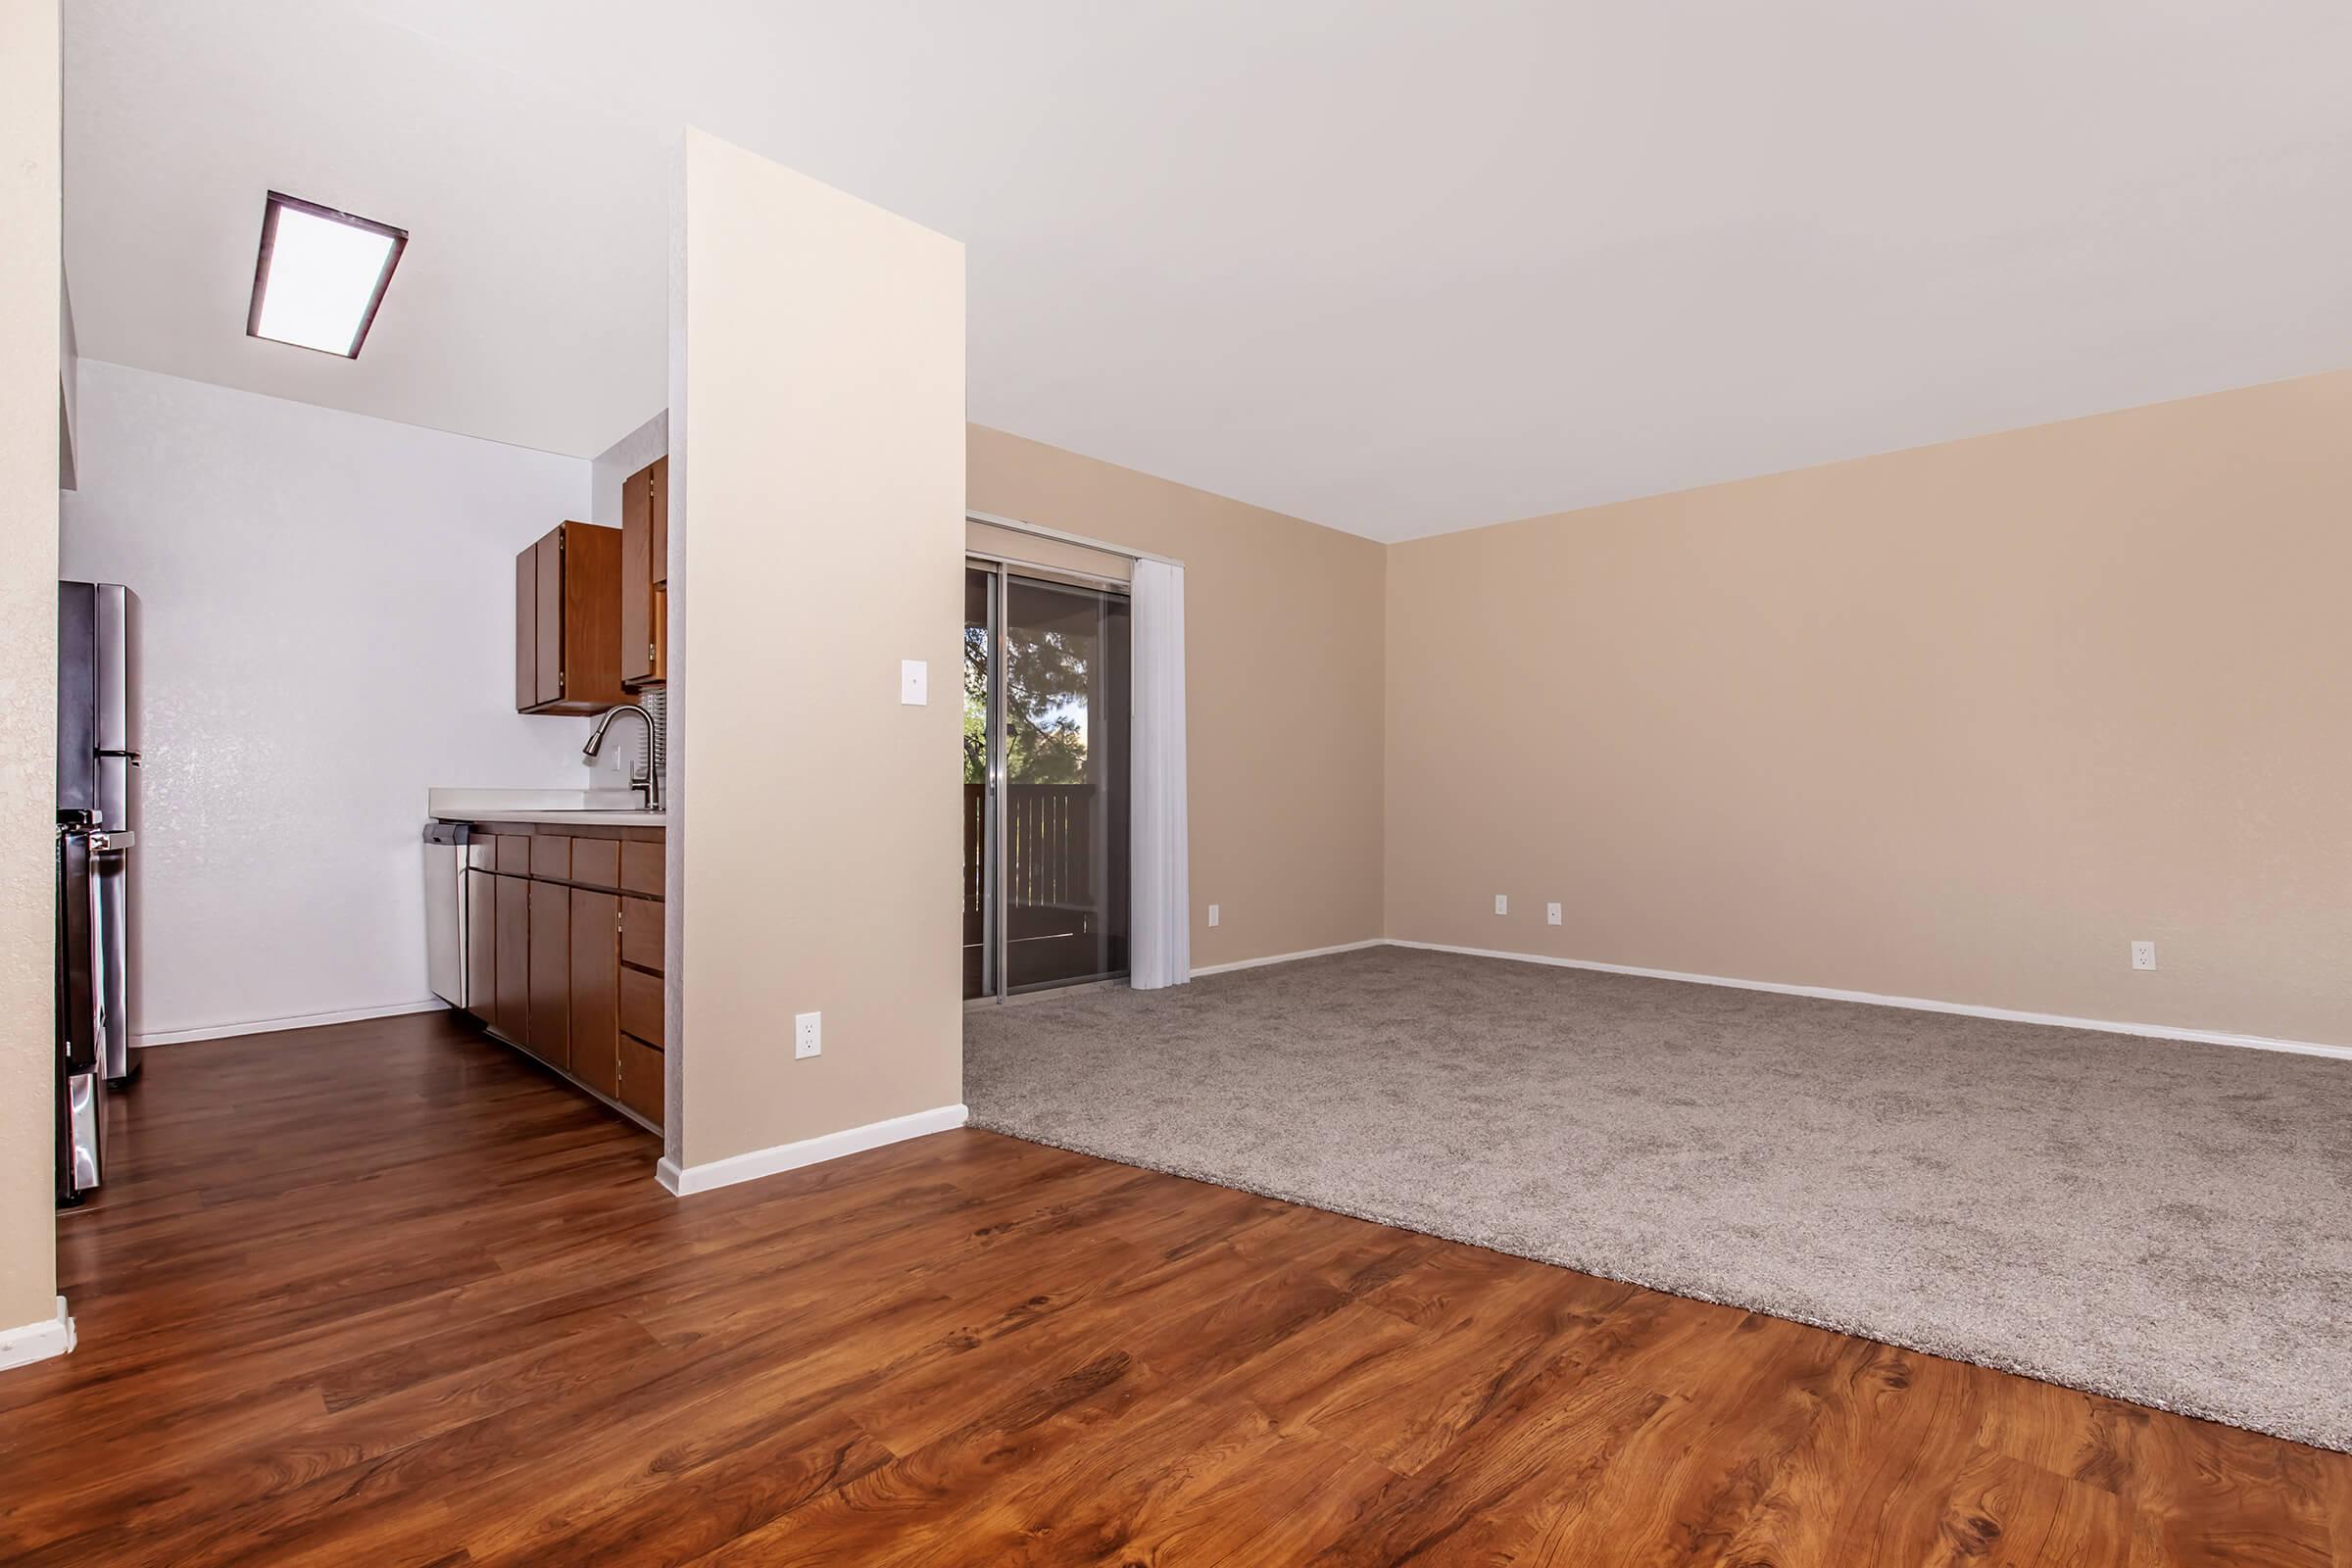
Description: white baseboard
0,1297,75,1373
1386,940,2352,1063
1191,939,1385,979
134,999,449,1049
657,1102,969,1197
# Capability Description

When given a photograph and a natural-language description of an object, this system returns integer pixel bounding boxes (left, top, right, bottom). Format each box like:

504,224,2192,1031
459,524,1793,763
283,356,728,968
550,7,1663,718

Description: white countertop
429,787,666,829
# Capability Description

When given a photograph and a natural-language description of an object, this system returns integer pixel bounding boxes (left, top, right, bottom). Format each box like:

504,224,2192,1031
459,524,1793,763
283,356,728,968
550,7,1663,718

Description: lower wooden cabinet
617,1034,664,1123
495,873,530,1048
466,867,496,1023
618,965,663,1049
462,824,663,1133
528,880,570,1074
570,889,620,1100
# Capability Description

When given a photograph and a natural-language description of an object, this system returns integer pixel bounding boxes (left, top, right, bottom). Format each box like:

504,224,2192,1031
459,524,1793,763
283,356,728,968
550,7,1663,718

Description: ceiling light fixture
246,191,408,358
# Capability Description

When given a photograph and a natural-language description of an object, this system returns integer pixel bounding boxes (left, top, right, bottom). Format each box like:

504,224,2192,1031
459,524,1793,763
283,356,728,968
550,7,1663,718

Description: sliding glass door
964,562,1131,1000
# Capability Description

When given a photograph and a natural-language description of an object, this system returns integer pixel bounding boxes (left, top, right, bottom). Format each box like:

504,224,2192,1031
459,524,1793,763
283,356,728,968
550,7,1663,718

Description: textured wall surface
60,363,598,1040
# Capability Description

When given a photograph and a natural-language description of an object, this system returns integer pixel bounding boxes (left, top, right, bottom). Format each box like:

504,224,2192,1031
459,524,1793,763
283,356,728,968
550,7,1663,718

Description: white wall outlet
1494,894,1508,915
899,660,928,705
794,1010,822,1058
1546,902,1562,926
2131,941,2157,971
1207,903,1220,928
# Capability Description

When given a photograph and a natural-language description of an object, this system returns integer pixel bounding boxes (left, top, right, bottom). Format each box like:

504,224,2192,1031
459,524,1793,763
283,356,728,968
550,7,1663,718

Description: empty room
5,2,2348,1563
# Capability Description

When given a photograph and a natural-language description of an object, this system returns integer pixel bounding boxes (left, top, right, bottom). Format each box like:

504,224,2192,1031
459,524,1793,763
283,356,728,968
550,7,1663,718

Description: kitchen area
39,0,966,1238
424,451,674,1134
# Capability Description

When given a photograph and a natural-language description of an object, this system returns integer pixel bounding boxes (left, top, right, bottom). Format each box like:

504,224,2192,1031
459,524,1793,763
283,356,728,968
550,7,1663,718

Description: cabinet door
621,465,652,688
466,868,496,1019
517,522,628,714
570,889,620,1101
528,879,570,1073
560,522,628,710
495,873,531,1046
649,457,667,589
649,458,667,676
514,545,537,711
534,530,564,708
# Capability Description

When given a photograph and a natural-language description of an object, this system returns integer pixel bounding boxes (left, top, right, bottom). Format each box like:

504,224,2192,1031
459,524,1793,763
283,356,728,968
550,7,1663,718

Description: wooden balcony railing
964,782,1097,923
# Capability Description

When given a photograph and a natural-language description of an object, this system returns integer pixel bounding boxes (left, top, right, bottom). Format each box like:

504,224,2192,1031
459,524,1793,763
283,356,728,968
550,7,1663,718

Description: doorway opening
964,561,1131,1000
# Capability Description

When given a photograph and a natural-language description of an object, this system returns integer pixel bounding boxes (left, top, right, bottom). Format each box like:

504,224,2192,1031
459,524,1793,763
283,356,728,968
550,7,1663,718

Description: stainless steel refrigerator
57,581,138,1205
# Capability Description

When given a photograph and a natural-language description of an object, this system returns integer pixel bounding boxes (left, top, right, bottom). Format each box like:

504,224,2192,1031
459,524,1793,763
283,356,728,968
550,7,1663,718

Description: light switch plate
1494,894,1508,915
900,660,928,705
1207,904,1220,928
794,1011,822,1058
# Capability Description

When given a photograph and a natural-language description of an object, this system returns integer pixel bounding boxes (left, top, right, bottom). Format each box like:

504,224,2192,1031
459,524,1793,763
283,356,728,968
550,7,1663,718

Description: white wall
60,361,598,1043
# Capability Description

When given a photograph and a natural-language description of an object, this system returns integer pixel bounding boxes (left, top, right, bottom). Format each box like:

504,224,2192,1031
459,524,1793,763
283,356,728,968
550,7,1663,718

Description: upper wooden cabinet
620,456,668,689
515,521,628,714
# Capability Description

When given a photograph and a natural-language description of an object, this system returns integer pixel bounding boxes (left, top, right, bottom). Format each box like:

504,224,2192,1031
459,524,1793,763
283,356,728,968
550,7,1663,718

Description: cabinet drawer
530,834,571,879
570,838,620,890
620,839,663,897
618,965,663,1048
617,1034,663,1126
495,835,534,875
620,897,663,971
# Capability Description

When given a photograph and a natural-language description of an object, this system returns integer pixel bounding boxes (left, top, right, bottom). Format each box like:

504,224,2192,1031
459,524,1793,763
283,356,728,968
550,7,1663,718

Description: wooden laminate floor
4,1014,2347,1566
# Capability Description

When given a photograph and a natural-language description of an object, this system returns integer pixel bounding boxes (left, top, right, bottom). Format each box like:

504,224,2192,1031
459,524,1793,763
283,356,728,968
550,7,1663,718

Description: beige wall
1387,369,2352,1046
2,0,62,1330
969,426,1387,971
671,129,965,1169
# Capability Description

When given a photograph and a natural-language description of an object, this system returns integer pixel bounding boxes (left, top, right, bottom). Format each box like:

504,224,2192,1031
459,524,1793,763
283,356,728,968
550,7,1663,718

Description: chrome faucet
583,703,662,812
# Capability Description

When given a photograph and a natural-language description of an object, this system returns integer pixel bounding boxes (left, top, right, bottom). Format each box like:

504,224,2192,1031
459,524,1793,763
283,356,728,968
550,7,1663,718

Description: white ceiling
68,1,2352,540
65,0,671,463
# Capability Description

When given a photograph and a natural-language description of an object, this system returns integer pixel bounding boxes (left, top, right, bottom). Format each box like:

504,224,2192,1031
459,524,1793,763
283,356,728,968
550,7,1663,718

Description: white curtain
1129,559,1191,989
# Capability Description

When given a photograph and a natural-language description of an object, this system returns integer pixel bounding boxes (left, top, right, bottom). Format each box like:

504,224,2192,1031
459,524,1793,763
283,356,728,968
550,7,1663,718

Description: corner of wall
1,0,63,1333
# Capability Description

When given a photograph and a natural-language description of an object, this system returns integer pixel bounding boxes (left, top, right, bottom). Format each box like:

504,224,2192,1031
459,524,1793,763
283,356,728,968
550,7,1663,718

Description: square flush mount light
246,192,408,358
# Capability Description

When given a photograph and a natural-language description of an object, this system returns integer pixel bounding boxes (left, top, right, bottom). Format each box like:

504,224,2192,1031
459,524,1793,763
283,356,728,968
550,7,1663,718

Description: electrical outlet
1207,903,1220,928
2131,941,2156,971
794,1011,822,1058
1546,903,1562,926
1494,894,1508,915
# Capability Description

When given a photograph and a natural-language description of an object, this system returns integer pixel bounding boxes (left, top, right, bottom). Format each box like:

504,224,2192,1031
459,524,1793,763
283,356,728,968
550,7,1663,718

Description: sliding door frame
988,564,1007,1003
964,551,1133,1005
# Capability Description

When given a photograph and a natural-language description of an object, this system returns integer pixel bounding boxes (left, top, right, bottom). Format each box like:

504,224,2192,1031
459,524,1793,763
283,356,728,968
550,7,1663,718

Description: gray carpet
964,946,2352,1453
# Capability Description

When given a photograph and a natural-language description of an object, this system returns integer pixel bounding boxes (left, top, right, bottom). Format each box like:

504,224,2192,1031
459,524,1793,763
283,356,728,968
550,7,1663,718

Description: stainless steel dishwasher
422,822,470,1009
